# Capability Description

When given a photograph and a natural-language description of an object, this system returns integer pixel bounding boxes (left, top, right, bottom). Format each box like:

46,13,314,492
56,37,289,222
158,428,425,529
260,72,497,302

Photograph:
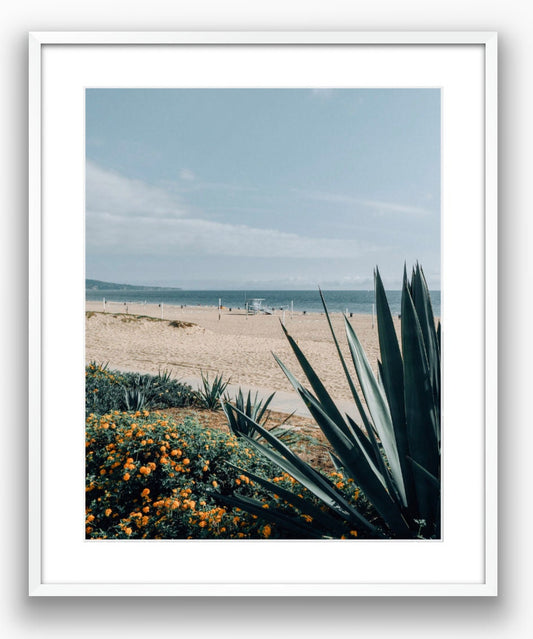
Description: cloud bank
86,162,376,260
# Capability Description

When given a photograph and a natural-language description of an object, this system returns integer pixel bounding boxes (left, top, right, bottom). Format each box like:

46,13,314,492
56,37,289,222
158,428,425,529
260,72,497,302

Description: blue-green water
86,288,441,317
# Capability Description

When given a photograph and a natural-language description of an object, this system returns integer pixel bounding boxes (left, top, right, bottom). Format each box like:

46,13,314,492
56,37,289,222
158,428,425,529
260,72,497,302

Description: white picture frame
28,31,497,596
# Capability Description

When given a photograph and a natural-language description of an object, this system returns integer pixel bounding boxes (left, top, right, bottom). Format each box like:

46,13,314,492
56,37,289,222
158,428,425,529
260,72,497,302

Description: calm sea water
86,288,441,317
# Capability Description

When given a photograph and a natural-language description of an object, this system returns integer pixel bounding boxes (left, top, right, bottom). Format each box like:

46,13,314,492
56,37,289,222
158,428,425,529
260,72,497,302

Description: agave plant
222,388,275,437
221,388,298,443
155,368,173,385
214,264,441,539
122,374,152,411
195,371,231,410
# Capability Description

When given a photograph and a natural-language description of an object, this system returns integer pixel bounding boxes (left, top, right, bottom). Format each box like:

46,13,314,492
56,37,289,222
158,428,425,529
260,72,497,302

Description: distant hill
86,279,182,291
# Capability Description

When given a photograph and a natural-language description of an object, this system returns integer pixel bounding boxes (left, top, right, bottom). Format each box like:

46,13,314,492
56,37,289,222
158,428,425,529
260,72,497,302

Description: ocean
86,288,441,318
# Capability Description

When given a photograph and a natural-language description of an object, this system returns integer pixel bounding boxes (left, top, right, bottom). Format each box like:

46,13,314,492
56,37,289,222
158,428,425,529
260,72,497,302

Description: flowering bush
85,363,196,416
86,411,283,539
86,411,370,539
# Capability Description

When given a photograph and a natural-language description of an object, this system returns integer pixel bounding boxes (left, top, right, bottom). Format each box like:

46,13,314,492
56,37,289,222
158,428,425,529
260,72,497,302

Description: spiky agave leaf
343,318,408,507
224,461,350,537
229,406,385,535
222,388,282,440
196,371,231,410
401,271,440,530
269,359,410,535
316,289,406,509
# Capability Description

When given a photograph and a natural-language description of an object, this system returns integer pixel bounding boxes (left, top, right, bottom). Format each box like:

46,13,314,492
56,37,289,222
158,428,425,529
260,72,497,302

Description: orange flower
350,530,358,537
262,525,272,538
141,488,150,497
124,527,132,536
183,458,190,465
105,508,112,517
123,472,130,481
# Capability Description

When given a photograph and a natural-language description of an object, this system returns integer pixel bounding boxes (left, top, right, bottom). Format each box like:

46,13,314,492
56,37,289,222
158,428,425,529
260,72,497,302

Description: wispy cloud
87,210,375,259
86,161,189,219
86,162,379,261
172,180,258,194
293,188,433,216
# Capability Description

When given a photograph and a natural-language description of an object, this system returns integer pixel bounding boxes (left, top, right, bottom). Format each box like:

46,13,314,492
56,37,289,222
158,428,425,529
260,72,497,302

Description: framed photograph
29,31,497,596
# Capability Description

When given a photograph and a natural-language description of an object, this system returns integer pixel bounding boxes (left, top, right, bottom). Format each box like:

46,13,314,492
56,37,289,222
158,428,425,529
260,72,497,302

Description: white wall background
1,1,528,637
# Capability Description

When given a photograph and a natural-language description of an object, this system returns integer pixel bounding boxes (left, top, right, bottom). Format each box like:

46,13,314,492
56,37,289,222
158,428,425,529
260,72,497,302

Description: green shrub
85,364,196,416
85,363,126,416
86,411,274,539
86,411,370,539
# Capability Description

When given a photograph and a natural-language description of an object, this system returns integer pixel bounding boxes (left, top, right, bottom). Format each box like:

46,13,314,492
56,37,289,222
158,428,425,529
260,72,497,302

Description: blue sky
86,89,440,289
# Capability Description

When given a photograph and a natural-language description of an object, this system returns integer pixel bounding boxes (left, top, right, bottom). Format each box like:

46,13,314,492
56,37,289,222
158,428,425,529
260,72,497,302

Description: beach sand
86,300,400,404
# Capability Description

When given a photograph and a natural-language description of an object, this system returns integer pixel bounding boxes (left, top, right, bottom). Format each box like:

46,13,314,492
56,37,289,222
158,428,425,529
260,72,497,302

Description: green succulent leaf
214,491,324,538
318,288,374,438
374,267,417,510
401,275,440,523
231,407,383,534
225,462,348,536
274,358,409,535
278,323,356,443
344,317,407,507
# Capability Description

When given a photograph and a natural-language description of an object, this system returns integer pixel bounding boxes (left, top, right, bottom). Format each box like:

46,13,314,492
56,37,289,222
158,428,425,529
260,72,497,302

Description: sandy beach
86,300,400,403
